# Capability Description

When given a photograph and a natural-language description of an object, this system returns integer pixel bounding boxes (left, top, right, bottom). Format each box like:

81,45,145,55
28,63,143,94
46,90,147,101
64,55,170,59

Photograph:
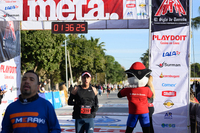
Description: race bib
80,105,91,114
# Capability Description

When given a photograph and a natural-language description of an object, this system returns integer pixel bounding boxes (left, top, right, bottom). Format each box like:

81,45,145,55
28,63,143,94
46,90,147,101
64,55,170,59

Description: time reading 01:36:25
51,22,88,34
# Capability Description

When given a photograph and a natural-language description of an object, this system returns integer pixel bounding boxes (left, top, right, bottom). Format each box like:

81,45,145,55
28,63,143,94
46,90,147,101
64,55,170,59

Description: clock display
52,22,88,34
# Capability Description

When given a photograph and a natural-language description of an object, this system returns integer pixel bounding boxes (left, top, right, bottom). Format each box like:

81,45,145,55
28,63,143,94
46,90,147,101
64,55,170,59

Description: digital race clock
51,22,88,34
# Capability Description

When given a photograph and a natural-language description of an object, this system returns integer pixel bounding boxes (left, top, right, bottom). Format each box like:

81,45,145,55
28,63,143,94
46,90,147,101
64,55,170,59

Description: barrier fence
38,91,67,109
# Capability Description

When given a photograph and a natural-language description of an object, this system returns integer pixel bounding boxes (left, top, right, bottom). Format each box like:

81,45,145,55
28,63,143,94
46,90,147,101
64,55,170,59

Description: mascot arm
147,75,155,99
117,88,125,98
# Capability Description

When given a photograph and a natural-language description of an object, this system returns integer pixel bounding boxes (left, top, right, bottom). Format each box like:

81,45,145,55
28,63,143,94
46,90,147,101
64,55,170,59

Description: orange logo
10,112,45,129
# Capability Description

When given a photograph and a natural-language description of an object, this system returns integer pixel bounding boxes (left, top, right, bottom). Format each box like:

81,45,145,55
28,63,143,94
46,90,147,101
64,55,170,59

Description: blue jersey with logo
1,97,61,133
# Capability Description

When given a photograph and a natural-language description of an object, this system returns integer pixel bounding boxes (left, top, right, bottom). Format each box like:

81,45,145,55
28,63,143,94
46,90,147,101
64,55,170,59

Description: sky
84,0,200,70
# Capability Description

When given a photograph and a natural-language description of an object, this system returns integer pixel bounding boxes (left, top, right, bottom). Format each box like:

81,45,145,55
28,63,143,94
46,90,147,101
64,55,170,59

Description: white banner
0,56,21,129
0,0,23,21
23,0,149,21
0,21,21,129
150,26,190,133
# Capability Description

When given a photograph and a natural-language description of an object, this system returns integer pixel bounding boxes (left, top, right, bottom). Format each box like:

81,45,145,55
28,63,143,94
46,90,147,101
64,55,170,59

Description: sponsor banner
44,92,53,104
52,91,62,109
152,0,189,25
190,77,200,85
151,26,189,53
0,21,21,63
150,0,190,130
59,91,66,107
0,56,21,130
0,21,21,129
153,114,188,132
23,0,148,21
0,0,22,21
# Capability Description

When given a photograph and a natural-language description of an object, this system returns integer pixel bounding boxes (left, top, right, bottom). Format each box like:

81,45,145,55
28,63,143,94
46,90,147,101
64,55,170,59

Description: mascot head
125,62,152,87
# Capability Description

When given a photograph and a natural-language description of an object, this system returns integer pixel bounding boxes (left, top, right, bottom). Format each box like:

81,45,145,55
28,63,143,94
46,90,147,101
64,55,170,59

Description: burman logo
155,0,186,16
159,73,180,78
157,62,181,68
162,91,176,97
163,100,174,109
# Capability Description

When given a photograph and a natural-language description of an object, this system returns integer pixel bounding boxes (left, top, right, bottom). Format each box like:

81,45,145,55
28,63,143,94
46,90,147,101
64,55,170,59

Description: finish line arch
0,0,191,132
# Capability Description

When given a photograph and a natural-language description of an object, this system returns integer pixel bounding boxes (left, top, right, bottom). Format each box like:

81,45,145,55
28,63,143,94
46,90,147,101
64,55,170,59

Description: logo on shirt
10,112,45,129
129,93,146,96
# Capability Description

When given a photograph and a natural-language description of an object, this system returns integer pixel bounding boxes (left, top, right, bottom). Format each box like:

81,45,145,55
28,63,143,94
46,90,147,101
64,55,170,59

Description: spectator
192,81,199,97
39,83,46,93
190,88,199,103
107,84,111,98
0,90,6,104
1,70,61,133
98,84,102,96
147,75,155,133
68,85,74,94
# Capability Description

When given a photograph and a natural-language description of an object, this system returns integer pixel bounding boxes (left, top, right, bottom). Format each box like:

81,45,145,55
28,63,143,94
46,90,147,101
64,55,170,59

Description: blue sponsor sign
45,92,53,104
52,91,62,109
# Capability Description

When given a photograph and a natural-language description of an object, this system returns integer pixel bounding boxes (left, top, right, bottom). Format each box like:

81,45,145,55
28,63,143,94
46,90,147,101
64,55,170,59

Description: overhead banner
21,0,149,30
0,21,21,129
150,0,190,132
23,0,149,21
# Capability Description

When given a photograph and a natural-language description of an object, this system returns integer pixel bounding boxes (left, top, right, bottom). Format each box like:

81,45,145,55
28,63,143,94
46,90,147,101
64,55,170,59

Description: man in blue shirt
1,70,61,133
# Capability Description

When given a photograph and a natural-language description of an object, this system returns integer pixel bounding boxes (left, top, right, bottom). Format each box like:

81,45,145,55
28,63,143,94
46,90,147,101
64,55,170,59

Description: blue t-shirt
1,97,61,133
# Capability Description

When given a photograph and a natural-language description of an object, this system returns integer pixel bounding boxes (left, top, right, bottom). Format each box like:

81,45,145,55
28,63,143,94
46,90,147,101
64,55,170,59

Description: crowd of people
191,81,200,103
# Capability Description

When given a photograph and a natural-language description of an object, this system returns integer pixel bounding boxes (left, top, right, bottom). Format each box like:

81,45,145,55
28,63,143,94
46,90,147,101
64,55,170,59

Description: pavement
55,90,129,116
55,91,143,133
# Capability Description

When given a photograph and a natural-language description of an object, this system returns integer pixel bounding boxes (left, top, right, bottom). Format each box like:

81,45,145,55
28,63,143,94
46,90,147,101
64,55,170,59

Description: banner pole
188,0,193,132
65,40,69,91
148,0,152,69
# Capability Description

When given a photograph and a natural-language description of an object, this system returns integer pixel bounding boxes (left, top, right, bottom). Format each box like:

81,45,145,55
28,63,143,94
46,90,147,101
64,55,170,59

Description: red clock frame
52,22,88,34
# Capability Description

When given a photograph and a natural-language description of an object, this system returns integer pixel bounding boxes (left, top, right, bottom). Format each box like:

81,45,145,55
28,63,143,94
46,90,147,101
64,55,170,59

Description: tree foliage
192,6,200,29
140,49,149,68
191,63,200,77
60,34,125,85
21,31,126,87
21,30,66,87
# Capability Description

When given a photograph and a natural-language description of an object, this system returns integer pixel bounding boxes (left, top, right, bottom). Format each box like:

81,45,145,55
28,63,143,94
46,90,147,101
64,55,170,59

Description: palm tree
191,6,200,29
140,49,149,68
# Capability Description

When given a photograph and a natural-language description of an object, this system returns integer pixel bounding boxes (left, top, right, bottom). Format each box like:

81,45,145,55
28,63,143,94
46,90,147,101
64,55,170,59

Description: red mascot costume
117,62,153,133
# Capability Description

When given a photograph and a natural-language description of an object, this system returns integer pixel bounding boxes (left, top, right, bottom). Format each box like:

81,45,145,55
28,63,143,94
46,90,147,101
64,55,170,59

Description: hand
0,91,7,95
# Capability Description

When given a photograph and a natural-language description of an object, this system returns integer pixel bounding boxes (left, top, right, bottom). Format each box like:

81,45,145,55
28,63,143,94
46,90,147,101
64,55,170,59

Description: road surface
55,90,143,133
